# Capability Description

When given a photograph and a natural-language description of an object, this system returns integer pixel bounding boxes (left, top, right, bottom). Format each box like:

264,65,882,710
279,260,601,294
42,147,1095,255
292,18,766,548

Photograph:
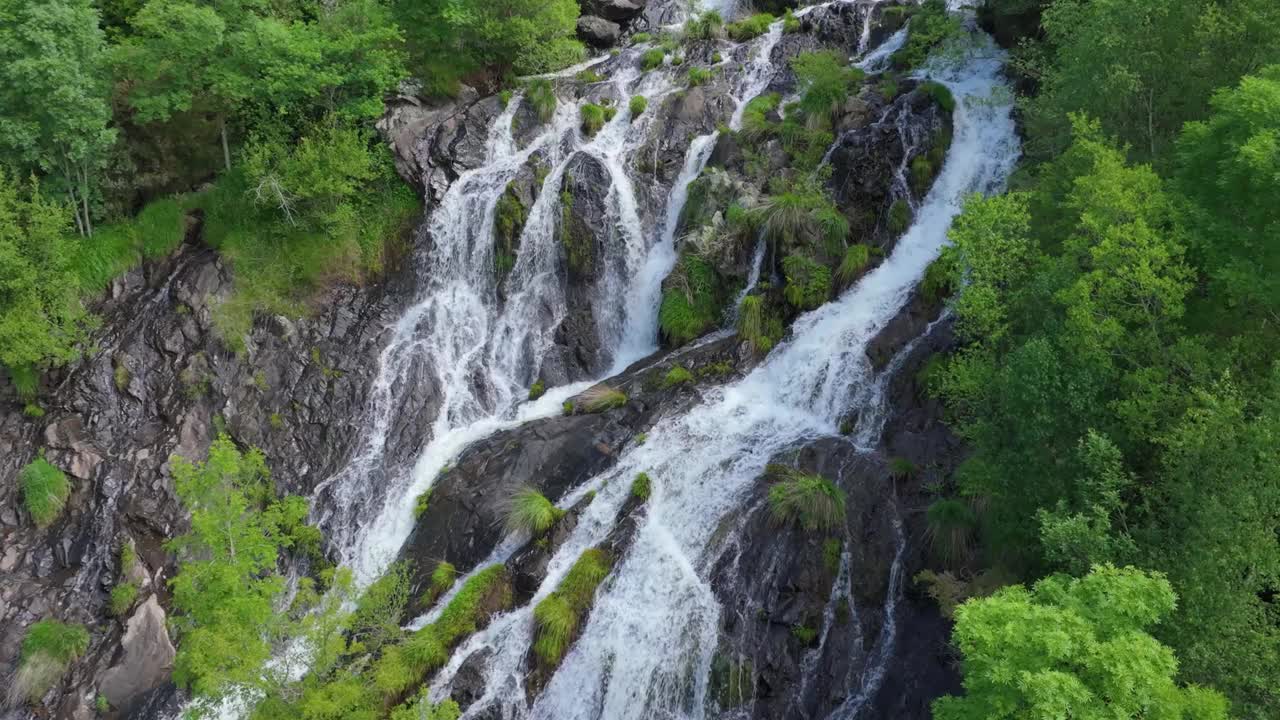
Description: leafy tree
0,0,115,235
0,172,91,383
934,565,1229,720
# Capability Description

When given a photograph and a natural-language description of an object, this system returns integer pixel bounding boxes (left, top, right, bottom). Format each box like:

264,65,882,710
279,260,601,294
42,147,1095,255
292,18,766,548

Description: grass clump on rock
20,456,70,528
926,498,977,568
641,48,666,71
528,379,546,401
836,244,872,285
631,472,652,501
661,366,694,389
110,582,139,617
532,548,612,667
581,104,607,137
577,384,628,413
629,95,648,117
727,13,775,41
10,620,88,706
767,468,847,532
506,486,564,535
526,79,557,122
424,561,457,606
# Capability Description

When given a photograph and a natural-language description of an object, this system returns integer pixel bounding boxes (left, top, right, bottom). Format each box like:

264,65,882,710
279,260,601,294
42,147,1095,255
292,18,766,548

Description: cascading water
423,16,1019,720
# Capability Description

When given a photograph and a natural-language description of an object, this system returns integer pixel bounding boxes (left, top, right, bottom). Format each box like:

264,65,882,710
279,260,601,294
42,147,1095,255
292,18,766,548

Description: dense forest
2,0,1278,719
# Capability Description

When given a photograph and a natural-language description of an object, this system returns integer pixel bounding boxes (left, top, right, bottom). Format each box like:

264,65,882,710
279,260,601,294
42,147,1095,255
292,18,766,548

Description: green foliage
934,566,1229,720
351,561,412,653
739,93,781,142
96,695,109,713
790,51,865,128
727,13,776,41
494,183,526,277
576,69,604,84
526,79,557,123
577,384,628,413
659,254,726,345
790,625,817,645
782,9,800,34
767,468,847,532
836,244,871,285
13,619,89,705
685,11,724,41
891,0,962,71
687,66,714,87
661,366,693,389
781,255,831,310
629,95,648,117
20,456,71,528
736,294,784,353
166,434,295,699
0,174,92,378
631,472,651,501
505,486,564,535
640,48,666,71
631,32,652,44
887,199,912,234
710,654,754,708
527,379,546,401
823,538,842,575
926,499,977,568
109,581,139,616
532,548,611,667
426,561,457,605
919,80,955,113
759,176,849,254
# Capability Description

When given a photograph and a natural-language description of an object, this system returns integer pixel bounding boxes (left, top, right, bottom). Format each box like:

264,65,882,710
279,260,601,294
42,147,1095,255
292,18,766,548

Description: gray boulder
585,0,647,22
98,596,175,710
577,15,622,47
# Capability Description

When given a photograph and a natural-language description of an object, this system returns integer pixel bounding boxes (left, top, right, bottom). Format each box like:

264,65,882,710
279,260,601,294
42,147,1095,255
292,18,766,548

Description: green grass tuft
532,548,612,668
782,254,832,310
506,486,564,535
791,625,818,645
767,468,847,532
919,80,956,113
526,79,557,123
576,69,605,84
413,489,433,519
110,581,139,617
577,384,628,413
727,13,775,41
631,32,652,44
629,95,648,117
12,619,88,705
836,244,872,285
926,498,977,568
640,48,666,71
631,472,652,501
888,199,912,234
580,104,607,137
661,366,694,389
425,561,457,606
20,457,70,528
687,67,714,87
528,379,546,401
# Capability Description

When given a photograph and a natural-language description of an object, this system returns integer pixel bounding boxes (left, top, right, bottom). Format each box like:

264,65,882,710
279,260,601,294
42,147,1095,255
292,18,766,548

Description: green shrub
578,384,628,413
23,403,45,418
110,581,139,617
782,9,800,33
494,184,526,277
134,197,187,258
526,79,557,122
687,66,714,87
640,48,666,71
528,379,546,401
791,624,818,645
425,561,457,605
888,199,912,234
889,457,919,479
880,77,901,101
631,472,652,501
629,95,648,117
919,80,956,112
581,104,607,136
685,10,724,41
602,106,618,122
767,468,847,532
782,255,832,310
96,695,109,713
890,0,962,70
790,51,865,128
532,548,611,667
727,13,775,41
631,32,652,44
736,295,784,354
823,538,843,574
740,93,781,142
837,244,872,284
661,366,693,389
506,486,564,535
563,400,575,415
659,254,725,345
413,489,432,518
20,457,70,528
14,620,88,704
925,498,977,568
921,249,959,302
576,69,604,83
499,89,513,107
351,561,412,652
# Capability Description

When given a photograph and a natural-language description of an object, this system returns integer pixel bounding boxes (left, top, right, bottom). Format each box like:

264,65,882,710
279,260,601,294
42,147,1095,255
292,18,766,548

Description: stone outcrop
98,597,175,709
577,15,622,47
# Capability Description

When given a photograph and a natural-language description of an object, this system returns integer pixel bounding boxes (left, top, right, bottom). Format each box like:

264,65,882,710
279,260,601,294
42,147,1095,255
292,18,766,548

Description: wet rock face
578,15,623,47
0,233,419,718
397,335,755,614
586,0,648,23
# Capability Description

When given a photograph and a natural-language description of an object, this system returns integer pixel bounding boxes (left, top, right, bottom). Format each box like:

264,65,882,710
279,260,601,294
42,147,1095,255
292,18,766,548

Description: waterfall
423,24,1019,720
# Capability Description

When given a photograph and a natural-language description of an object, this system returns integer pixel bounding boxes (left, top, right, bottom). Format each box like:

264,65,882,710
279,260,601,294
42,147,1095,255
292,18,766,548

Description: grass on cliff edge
10,620,88,706
20,456,70,528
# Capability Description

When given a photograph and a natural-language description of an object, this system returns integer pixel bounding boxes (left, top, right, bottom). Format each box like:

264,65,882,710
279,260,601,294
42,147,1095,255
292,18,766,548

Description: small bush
20,457,70,528
837,244,872,285
528,379,546,401
782,255,832,310
581,104,607,137
889,457,919,479
888,199,912,234
12,620,89,705
782,9,800,33
640,48,666,71
506,486,564,535
527,79,557,123
631,472,652,501
685,10,724,41
602,106,618,122
919,80,956,112
767,468,847,532
727,13,775,41
110,582,139,617
925,498,977,568
576,69,605,84
23,403,45,418
740,93,781,142
659,254,725,345
737,295,783,354
413,489,432,518
631,32,652,44
661,366,694,389
629,95,648,117
351,561,412,652
687,66,714,87
499,89,513,107
791,625,818,645
425,561,457,605
880,77,901,101
911,155,936,195
922,250,959,302
577,384,628,413
823,538,843,574
563,400,575,415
